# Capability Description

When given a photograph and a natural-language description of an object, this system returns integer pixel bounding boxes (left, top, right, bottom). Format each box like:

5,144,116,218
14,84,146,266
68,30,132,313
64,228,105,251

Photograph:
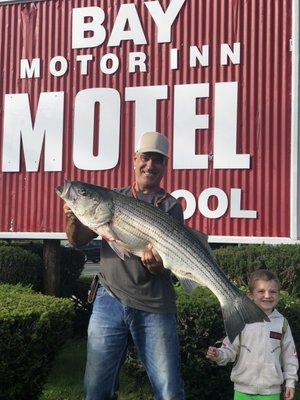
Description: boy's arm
284,387,295,400
281,324,299,389
207,336,240,366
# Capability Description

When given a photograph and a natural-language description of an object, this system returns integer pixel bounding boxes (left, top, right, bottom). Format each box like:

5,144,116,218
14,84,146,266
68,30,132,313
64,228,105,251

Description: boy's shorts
234,391,280,400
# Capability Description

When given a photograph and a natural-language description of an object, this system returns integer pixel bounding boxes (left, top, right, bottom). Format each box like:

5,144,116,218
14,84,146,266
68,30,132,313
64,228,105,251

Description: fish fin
96,224,119,241
97,224,132,260
222,292,270,343
177,277,200,293
162,257,202,293
107,240,131,260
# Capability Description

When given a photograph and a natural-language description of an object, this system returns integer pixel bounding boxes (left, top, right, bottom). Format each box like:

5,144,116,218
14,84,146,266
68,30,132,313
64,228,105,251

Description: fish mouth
55,180,71,199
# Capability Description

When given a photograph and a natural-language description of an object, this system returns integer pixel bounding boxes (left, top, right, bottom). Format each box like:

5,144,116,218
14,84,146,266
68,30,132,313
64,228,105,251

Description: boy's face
249,279,279,315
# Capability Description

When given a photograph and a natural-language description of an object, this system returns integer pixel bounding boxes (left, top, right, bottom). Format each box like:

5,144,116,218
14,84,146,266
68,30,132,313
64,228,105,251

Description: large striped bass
56,180,268,342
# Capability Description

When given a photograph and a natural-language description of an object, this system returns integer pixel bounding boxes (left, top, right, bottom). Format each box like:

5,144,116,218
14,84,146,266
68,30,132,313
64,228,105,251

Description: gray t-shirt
97,186,184,313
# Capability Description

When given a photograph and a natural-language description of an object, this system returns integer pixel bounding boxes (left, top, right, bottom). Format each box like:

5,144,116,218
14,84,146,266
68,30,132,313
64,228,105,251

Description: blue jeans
84,286,185,400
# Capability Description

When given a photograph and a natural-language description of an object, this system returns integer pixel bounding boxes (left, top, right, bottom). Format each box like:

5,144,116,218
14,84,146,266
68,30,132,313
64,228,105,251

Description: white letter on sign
49,56,68,77
221,43,240,65
145,0,186,43
173,83,209,169
171,189,196,220
125,85,168,148
199,188,229,218
20,58,40,78
2,92,64,172
214,82,250,169
100,54,120,74
72,7,106,49
190,45,209,67
108,4,147,46
73,88,120,170
129,52,147,73
76,54,94,75
230,189,257,218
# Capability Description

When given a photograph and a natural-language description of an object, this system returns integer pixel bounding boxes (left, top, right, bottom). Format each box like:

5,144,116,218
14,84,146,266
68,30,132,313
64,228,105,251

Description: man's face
134,152,167,190
249,279,280,315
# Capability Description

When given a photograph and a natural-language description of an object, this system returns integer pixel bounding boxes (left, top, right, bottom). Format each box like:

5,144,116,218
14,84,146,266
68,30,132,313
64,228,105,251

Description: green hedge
125,286,300,400
0,283,75,400
59,246,86,297
71,275,93,335
0,245,42,290
175,286,231,399
0,242,85,297
214,244,300,296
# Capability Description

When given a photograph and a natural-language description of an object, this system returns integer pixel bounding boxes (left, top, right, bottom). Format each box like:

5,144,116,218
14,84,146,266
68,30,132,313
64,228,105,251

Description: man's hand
141,244,164,274
284,387,295,400
63,203,76,220
63,203,96,247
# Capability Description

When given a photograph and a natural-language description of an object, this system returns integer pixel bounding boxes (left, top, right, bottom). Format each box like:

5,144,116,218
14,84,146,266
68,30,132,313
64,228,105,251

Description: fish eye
79,188,86,196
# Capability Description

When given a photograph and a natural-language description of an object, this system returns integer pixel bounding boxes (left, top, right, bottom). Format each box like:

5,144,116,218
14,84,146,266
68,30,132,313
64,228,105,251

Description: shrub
277,291,300,351
0,245,42,290
59,246,86,298
175,286,231,400
71,275,93,335
214,244,300,296
11,240,44,259
0,241,85,297
0,283,75,400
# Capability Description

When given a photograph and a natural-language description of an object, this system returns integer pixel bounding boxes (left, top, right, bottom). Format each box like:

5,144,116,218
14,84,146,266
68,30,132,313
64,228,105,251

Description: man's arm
64,204,97,247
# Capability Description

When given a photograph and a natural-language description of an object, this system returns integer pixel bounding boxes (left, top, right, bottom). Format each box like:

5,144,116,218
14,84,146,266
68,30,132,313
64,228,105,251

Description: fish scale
113,194,230,297
113,201,200,276
56,180,270,342
117,195,241,303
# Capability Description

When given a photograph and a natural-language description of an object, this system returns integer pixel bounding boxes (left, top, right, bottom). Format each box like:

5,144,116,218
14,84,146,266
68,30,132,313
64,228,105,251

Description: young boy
206,269,298,400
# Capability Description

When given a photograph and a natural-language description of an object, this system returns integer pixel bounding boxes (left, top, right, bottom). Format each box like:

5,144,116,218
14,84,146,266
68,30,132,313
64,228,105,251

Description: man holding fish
63,132,186,400
58,133,268,399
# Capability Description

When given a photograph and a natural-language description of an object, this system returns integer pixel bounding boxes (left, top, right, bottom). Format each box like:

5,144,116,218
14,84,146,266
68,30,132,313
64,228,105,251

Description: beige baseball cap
136,132,169,158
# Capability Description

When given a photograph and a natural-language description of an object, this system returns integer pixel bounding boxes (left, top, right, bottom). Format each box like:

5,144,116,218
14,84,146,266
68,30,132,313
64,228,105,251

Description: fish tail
221,293,269,343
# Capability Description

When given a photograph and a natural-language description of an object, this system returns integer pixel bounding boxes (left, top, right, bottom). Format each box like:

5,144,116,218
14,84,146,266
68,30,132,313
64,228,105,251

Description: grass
39,338,85,400
39,337,153,400
40,338,300,400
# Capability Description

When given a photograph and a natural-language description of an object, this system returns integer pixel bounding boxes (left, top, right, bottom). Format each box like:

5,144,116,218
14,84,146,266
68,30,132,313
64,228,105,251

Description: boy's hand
284,387,295,400
206,346,219,360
